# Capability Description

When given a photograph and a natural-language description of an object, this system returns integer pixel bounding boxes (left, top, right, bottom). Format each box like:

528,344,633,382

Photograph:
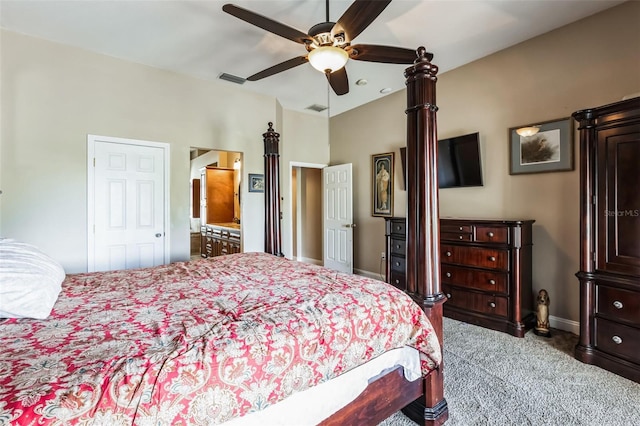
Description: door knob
155,233,162,238
343,224,357,228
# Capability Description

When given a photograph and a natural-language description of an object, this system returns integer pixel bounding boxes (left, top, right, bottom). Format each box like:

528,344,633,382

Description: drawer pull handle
613,301,623,309
446,293,452,299
396,244,401,249
612,335,623,345
445,251,452,257
395,262,401,266
446,272,452,278
459,235,463,240
489,302,496,308
489,256,496,262
459,227,463,231
489,279,496,285
395,279,400,284
488,232,494,237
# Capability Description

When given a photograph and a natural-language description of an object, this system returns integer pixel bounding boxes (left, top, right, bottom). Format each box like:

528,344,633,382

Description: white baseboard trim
354,268,386,281
549,315,580,335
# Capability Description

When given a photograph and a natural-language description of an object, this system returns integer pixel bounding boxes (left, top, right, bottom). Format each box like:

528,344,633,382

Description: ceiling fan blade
326,67,349,96
247,56,309,81
332,0,392,42
223,4,312,45
348,44,431,64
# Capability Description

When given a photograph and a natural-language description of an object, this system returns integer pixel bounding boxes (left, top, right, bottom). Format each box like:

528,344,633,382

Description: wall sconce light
516,126,540,137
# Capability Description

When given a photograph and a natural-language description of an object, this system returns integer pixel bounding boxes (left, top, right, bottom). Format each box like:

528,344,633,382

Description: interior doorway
189,148,242,258
291,164,324,265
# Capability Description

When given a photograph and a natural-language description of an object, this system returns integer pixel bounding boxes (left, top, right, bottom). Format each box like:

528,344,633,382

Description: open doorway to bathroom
190,148,242,260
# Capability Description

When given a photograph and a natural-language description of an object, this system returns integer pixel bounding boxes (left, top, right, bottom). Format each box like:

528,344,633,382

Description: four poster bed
0,48,447,425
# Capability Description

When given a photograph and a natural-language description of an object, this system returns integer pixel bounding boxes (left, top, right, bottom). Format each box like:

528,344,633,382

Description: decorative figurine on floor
534,289,551,337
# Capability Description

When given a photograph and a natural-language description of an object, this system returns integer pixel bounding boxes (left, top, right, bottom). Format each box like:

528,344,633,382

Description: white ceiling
0,0,624,116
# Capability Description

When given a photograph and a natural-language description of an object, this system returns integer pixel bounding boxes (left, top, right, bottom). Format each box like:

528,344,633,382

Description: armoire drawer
594,318,640,364
443,285,508,318
441,265,508,293
441,244,509,270
597,285,640,324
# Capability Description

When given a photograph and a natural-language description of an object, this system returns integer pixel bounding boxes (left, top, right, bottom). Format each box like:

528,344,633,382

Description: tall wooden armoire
573,97,640,383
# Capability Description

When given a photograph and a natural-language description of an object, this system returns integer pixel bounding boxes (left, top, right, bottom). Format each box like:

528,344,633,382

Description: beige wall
0,30,329,272
329,2,640,324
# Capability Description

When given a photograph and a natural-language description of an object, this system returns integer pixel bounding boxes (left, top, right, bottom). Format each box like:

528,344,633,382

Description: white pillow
0,238,65,319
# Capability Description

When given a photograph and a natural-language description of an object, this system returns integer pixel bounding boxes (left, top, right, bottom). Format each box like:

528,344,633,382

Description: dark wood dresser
573,97,640,383
386,217,535,337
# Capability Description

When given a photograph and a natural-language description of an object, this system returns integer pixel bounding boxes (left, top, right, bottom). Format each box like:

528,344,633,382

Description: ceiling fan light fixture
516,126,540,137
308,46,349,73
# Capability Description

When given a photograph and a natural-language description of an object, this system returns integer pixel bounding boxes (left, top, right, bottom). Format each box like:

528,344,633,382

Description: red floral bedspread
0,252,441,425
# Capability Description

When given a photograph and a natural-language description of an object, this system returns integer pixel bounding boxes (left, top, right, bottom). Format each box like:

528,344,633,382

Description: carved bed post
402,47,449,426
263,122,283,256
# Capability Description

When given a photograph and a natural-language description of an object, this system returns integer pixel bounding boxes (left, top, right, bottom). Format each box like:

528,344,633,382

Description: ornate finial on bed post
263,122,284,257
402,47,448,426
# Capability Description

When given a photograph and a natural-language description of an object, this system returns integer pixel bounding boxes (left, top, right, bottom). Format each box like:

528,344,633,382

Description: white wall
0,30,329,272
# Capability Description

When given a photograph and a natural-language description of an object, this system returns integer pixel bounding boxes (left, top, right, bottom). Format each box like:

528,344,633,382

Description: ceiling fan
222,0,432,96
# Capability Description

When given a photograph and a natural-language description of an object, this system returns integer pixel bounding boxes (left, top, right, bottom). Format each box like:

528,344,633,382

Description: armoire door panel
597,125,640,275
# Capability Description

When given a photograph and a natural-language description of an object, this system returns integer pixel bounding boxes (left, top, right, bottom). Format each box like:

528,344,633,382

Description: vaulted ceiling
0,0,624,116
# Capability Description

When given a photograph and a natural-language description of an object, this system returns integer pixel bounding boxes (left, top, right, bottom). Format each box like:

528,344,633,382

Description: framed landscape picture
372,152,394,217
509,117,574,175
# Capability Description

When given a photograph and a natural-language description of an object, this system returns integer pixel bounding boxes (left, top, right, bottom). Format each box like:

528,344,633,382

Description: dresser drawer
475,226,509,244
441,265,508,293
441,223,473,233
597,286,640,324
443,285,508,318
390,255,405,272
390,220,406,236
390,238,406,256
441,232,473,242
595,318,640,364
389,270,406,291
441,244,509,270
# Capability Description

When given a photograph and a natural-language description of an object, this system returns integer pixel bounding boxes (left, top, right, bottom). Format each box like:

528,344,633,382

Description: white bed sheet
222,346,421,426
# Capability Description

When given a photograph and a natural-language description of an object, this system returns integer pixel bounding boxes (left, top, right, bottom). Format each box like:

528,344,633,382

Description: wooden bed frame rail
263,46,448,426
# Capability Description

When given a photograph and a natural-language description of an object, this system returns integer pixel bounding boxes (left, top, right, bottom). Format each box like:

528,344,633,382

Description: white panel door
90,138,167,272
323,164,353,273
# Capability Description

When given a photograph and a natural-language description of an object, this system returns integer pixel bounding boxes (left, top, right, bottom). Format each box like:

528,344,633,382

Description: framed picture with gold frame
372,152,394,217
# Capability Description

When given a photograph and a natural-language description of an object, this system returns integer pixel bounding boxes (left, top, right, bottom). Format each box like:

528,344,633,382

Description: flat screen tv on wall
400,132,483,189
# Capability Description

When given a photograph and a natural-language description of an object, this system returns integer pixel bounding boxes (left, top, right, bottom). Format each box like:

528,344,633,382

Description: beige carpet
379,318,640,425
